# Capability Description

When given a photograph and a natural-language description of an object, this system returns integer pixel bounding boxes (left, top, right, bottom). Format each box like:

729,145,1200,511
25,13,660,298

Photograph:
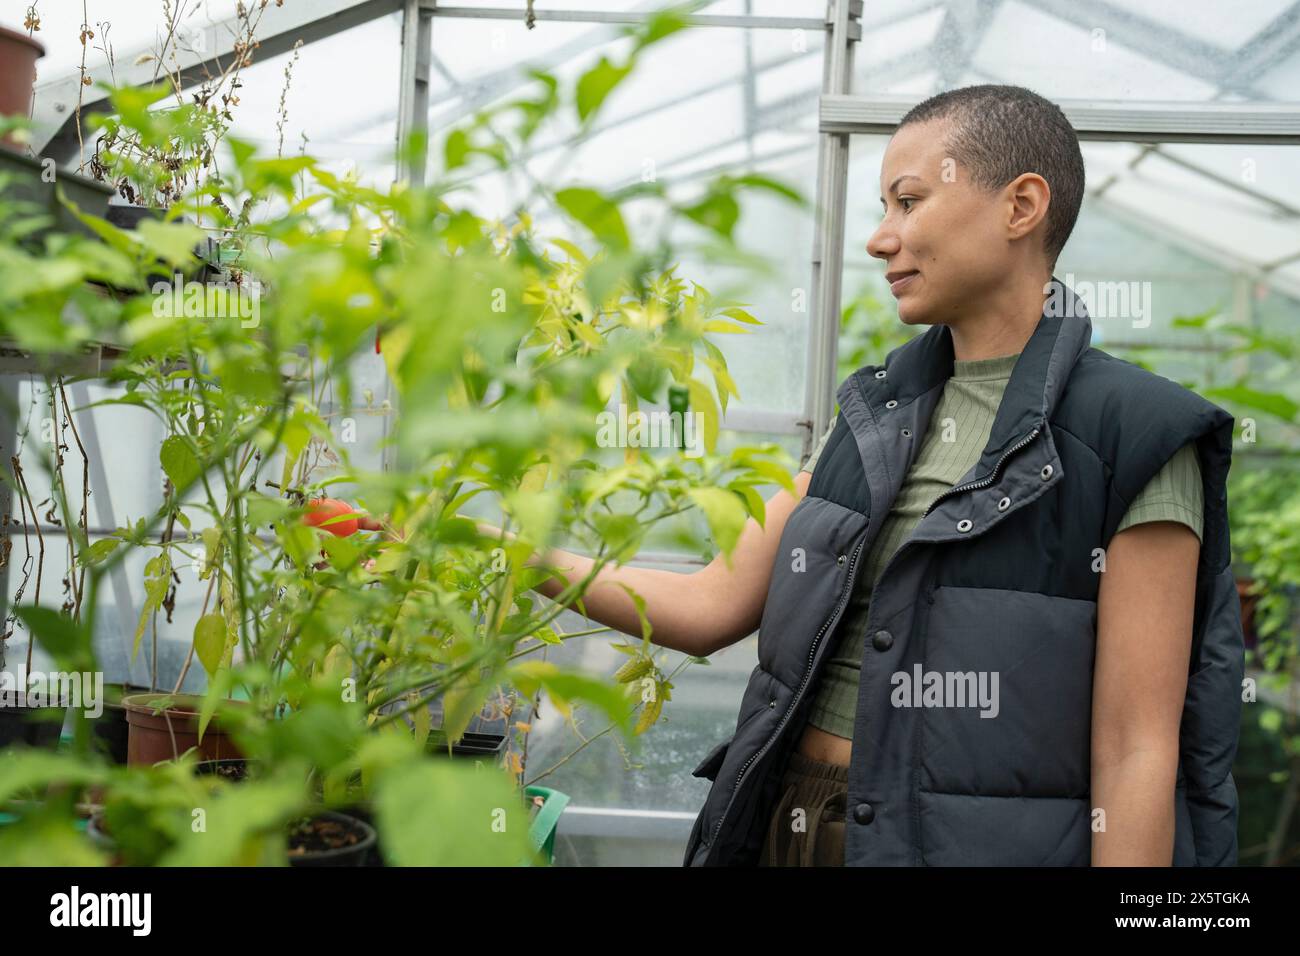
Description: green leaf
726,172,806,206
56,188,137,256
731,482,767,528
547,237,589,264
160,435,200,491
613,582,653,641
193,613,227,679
133,554,172,660
439,679,493,753
244,494,292,530
1203,386,1298,425
0,750,109,806
158,776,307,866
687,487,747,562
555,187,629,251
0,810,107,866
720,306,762,324
680,190,740,239
79,537,121,567
589,512,644,563
685,378,719,453
742,457,797,495
15,606,89,668
576,56,633,122
319,532,361,570
374,758,532,866
134,219,204,267
630,7,691,50
278,411,314,492
508,660,635,736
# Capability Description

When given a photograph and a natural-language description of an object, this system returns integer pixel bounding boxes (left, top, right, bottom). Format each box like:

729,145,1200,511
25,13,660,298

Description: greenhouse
0,0,1297,893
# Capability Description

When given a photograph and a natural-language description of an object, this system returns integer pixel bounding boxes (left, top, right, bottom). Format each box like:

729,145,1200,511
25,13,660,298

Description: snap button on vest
997,495,1011,511
956,518,973,532
853,803,875,824
1040,463,1054,480
872,629,893,651
901,427,911,438
885,399,898,409
836,554,845,566
874,369,887,379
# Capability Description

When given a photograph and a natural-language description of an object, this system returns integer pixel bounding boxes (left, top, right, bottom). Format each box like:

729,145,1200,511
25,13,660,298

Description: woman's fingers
355,513,407,542
355,514,385,532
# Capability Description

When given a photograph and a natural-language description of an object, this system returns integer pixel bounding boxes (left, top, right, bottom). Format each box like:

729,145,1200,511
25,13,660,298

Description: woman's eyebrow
880,174,924,205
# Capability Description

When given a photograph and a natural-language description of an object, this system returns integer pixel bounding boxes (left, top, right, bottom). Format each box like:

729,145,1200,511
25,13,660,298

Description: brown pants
758,749,850,866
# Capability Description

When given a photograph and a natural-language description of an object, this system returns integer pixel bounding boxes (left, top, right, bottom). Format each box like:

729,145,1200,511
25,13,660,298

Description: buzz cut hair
897,84,1086,272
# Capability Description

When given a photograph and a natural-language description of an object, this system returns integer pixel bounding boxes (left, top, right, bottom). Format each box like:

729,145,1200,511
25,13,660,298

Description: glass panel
429,20,822,417
8,377,167,532
224,11,403,188
1116,0,1294,50
3,531,208,692
26,0,165,79
5,347,392,541
852,0,1300,104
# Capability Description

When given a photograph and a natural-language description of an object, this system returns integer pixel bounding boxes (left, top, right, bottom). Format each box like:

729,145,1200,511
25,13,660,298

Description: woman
478,85,1243,866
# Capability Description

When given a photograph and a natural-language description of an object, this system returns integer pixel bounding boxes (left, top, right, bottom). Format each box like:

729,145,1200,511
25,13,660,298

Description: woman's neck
947,276,1049,361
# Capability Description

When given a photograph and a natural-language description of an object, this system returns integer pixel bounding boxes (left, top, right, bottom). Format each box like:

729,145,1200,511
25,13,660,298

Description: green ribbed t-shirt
801,350,1204,739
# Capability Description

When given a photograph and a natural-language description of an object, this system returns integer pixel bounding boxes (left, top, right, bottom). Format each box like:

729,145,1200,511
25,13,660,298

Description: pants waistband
786,749,850,784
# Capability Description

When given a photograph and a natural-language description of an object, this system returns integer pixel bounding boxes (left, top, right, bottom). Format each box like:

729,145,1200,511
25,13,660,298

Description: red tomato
303,498,359,537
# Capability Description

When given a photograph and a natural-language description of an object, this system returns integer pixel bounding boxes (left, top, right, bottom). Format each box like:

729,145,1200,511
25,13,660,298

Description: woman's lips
889,271,919,295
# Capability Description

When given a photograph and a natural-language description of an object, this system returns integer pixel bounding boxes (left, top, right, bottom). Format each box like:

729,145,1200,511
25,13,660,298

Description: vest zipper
706,532,868,854
854,423,1047,659
921,424,1043,519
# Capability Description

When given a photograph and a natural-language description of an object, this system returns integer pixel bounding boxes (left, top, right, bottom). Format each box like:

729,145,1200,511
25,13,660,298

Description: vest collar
845,275,1094,476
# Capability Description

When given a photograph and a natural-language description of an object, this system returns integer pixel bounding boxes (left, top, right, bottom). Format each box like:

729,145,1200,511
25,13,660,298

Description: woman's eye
899,197,915,212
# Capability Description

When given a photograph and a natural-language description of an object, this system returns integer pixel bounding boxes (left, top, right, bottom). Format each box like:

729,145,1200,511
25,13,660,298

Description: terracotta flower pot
0,26,44,149
122,692,245,766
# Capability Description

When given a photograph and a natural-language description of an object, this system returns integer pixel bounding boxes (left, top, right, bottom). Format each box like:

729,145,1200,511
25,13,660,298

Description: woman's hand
310,513,404,571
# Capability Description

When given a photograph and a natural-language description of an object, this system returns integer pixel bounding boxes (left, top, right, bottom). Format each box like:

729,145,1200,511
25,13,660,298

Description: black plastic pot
287,810,376,868
89,803,376,867
88,683,150,764
335,801,386,867
0,691,68,749
194,758,254,782
376,694,509,761
104,203,165,231
0,145,113,243
425,727,508,759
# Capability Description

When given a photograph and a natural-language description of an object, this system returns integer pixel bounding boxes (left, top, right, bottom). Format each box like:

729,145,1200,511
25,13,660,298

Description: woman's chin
896,300,930,326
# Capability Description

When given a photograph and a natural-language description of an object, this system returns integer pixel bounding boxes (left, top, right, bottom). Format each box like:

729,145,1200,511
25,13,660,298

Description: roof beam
1219,1,1300,90
1018,0,1236,94
820,93,1300,143
30,0,401,164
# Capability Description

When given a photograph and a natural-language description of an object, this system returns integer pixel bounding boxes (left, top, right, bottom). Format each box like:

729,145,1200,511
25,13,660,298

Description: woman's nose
866,220,896,260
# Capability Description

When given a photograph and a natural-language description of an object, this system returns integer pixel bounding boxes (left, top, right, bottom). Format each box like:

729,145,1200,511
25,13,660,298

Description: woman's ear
1005,172,1051,245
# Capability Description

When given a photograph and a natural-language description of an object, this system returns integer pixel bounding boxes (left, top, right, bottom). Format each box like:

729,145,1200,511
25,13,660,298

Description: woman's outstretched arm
496,470,813,659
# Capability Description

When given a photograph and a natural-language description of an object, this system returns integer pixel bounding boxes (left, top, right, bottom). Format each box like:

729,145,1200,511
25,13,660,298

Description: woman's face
866,118,1022,327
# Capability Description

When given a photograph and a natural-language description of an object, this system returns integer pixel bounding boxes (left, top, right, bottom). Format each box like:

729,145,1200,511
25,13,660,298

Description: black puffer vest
684,277,1244,866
